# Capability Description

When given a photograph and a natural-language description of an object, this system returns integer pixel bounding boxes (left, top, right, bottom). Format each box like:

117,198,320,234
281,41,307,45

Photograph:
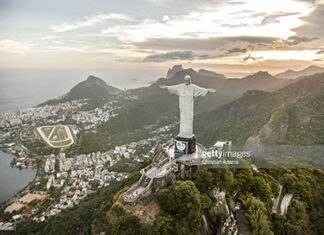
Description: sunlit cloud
251,50,320,61
49,13,131,33
101,0,312,42
47,45,89,52
1,0,323,72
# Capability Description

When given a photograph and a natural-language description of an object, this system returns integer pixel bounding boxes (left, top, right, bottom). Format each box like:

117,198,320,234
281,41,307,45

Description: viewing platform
122,143,205,203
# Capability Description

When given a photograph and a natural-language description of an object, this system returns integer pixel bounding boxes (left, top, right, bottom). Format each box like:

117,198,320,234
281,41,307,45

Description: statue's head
184,75,191,85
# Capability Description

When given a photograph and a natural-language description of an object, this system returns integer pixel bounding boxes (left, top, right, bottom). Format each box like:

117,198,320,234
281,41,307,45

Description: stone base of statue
174,135,196,155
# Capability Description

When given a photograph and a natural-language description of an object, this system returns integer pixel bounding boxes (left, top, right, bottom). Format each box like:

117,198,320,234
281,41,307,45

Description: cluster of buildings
14,157,35,169
0,92,175,224
0,218,15,231
0,132,27,154
0,136,34,168
33,134,171,221
29,151,129,221
0,100,88,129
45,155,56,173
71,104,118,130
0,99,120,171
0,99,119,132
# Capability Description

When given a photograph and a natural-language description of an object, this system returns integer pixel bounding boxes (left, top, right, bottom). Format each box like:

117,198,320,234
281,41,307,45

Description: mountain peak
85,75,111,86
276,65,324,79
87,75,102,82
307,65,322,69
166,64,184,78
256,71,270,75
198,69,227,79
43,75,121,106
67,75,121,101
243,71,275,80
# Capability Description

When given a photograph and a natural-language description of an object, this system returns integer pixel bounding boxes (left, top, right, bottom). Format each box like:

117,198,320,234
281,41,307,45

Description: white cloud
49,13,131,33
162,15,170,21
47,45,89,52
251,50,320,61
101,0,312,42
0,40,35,55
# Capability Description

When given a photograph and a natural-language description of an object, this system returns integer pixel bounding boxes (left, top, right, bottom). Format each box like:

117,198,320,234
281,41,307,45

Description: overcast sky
1,0,324,77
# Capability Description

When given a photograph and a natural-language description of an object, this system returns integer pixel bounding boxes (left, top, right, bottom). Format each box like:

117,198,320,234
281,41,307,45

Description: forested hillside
78,69,292,153
195,72,324,147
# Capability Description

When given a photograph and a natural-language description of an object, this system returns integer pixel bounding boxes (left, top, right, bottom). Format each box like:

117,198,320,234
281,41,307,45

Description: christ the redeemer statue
161,75,215,154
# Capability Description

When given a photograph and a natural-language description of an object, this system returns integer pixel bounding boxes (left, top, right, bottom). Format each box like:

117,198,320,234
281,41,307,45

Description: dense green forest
91,161,324,235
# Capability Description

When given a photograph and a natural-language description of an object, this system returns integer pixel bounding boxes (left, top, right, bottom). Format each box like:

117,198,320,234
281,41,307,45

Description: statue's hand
209,89,216,93
160,85,167,89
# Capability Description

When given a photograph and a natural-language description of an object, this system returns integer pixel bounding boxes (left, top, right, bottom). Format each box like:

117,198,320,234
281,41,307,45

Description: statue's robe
164,83,210,138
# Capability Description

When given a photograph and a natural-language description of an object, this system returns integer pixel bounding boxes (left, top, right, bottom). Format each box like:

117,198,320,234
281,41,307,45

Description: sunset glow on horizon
1,0,324,78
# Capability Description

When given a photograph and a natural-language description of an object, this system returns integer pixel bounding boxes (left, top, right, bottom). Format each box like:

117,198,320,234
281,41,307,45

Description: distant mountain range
42,65,324,108
195,72,324,149
78,68,292,152
154,68,291,114
198,69,227,79
40,65,324,153
275,65,324,79
167,64,324,80
241,71,276,80
167,65,227,79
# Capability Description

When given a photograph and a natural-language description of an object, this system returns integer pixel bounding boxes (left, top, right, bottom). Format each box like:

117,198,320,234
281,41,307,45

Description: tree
210,168,234,192
193,169,213,194
258,173,280,198
271,213,285,235
28,199,39,207
200,194,212,212
154,214,176,235
233,168,253,192
250,176,273,212
111,216,141,235
242,194,274,235
157,181,202,233
281,173,297,191
284,199,310,235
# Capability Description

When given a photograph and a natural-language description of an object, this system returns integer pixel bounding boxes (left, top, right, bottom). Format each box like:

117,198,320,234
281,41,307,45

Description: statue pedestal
174,136,196,155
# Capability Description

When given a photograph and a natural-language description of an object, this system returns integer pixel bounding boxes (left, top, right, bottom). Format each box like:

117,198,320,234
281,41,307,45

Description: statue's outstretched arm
160,84,181,95
193,84,216,97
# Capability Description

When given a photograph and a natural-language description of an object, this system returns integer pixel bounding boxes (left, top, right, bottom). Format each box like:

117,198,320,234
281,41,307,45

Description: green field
51,139,72,147
37,125,74,148
49,126,68,141
41,126,54,138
